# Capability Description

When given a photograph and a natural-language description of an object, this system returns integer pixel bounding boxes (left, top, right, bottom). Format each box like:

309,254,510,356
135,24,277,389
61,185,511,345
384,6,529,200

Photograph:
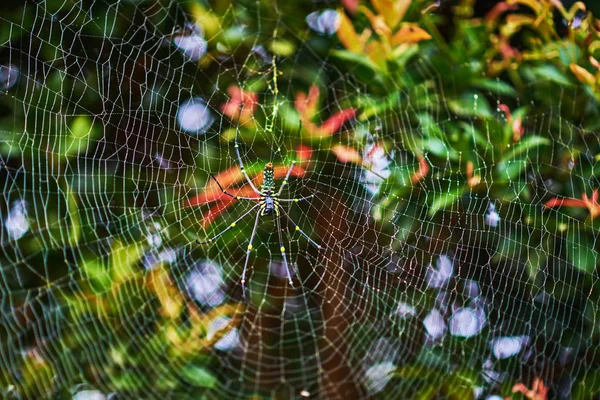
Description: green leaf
473,79,517,97
429,188,463,216
269,39,296,57
331,49,381,81
82,259,112,294
111,241,145,283
66,186,81,247
68,116,94,139
181,365,217,388
529,65,573,86
448,92,492,118
422,138,449,158
359,92,400,121
496,159,528,182
573,371,600,400
500,135,550,162
567,230,598,273
417,113,444,139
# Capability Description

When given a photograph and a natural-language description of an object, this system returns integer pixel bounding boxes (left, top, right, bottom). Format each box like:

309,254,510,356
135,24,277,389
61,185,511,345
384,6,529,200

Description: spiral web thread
0,0,598,399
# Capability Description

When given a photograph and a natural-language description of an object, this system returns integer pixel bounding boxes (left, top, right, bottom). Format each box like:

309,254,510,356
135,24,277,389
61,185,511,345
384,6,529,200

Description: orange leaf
332,144,362,164
197,166,307,227
186,166,246,206
392,24,432,45
570,63,596,86
198,186,258,228
200,196,238,228
411,156,429,184
188,165,307,208
466,161,481,187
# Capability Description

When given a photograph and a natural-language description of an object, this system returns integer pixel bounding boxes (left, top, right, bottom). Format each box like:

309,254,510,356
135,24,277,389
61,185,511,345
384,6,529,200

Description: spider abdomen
261,195,277,216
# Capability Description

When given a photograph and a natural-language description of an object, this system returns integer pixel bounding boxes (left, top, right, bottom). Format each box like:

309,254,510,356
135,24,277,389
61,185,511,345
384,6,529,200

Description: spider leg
278,193,317,203
275,209,295,288
279,208,322,249
276,160,295,196
196,204,260,244
235,128,261,195
210,174,260,201
241,208,261,299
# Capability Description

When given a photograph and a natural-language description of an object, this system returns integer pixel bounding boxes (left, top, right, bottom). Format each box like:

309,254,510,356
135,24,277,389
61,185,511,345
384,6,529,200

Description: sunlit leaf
337,10,364,53
371,0,410,30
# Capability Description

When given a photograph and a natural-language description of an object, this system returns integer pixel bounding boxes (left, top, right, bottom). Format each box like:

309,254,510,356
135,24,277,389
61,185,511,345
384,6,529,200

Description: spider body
259,162,279,216
260,195,278,216
197,135,321,298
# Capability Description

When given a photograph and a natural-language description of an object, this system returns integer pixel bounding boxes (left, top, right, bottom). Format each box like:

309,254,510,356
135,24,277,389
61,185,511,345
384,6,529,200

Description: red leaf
185,166,247,207
411,157,429,184
485,2,517,22
296,144,313,162
221,85,258,125
200,197,237,229
318,108,357,137
295,85,320,119
544,198,588,208
545,189,600,219
340,0,358,14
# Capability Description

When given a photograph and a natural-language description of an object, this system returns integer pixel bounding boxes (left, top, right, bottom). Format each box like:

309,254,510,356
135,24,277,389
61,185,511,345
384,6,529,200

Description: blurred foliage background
1,0,600,399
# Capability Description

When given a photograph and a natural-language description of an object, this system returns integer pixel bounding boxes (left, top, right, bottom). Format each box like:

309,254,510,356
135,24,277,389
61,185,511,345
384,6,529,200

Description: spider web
0,0,599,399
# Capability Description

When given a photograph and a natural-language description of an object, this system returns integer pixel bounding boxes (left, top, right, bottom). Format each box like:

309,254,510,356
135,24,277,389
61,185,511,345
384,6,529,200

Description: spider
196,132,322,297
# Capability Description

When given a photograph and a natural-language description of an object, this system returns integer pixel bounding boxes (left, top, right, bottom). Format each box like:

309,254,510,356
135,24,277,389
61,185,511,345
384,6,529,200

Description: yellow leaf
507,0,542,14
366,40,387,67
337,10,364,53
111,240,145,283
392,24,432,45
501,14,536,37
189,3,221,40
570,64,596,86
361,6,392,39
147,267,183,320
371,0,411,30
565,1,586,21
